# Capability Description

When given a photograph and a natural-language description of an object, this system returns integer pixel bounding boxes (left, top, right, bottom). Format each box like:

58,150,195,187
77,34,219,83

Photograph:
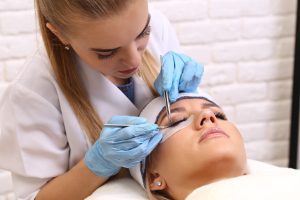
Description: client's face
147,98,247,200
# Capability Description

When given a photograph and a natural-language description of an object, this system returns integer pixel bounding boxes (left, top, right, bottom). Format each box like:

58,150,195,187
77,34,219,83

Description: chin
198,146,247,181
218,153,246,175
185,151,247,196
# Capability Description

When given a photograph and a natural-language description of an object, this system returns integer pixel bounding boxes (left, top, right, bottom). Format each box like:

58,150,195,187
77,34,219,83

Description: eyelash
169,118,187,127
168,112,227,127
137,25,151,39
97,51,117,60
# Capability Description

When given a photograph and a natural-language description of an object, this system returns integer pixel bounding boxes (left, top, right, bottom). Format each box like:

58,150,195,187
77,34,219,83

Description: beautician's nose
195,110,217,129
120,42,141,68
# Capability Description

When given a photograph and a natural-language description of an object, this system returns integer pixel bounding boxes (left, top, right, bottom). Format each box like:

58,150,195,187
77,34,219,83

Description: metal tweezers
103,123,169,129
160,55,172,125
163,90,172,126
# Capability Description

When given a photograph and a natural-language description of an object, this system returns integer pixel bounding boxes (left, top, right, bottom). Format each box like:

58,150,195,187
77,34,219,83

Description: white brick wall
0,0,297,194
150,0,296,167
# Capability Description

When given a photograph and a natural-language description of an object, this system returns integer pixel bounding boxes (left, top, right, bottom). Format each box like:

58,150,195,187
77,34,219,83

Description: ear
46,22,69,45
148,172,167,191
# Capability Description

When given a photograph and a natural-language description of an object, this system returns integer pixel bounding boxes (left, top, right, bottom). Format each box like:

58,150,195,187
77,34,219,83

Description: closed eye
169,118,187,127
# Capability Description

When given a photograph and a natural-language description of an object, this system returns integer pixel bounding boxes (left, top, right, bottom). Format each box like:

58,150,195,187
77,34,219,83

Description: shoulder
9,46,61,108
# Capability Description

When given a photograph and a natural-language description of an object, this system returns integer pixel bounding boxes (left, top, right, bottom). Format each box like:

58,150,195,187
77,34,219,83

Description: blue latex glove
84,116,162,177
154,51,204,102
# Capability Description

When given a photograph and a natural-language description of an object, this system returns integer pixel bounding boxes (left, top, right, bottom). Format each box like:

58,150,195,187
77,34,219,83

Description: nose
120,42,141,68
195,110,217,129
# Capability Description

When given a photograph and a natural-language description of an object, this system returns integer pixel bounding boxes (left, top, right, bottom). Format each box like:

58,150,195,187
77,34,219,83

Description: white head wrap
130,91,214,188
140,91,213,124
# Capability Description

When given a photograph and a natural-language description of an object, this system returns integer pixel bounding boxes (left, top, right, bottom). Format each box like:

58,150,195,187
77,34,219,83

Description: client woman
130,92,300,200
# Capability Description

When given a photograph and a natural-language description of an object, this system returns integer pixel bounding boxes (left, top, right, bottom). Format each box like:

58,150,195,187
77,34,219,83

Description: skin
36,1,149,200
147,98,248,200
47,0,150,85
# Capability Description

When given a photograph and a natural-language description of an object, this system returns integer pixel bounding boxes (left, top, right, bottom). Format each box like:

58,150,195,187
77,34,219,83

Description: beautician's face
50,0,149,85
148,98,247,199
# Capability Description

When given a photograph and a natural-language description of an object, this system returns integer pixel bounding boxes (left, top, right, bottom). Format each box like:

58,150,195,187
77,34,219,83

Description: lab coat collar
77,57,154,123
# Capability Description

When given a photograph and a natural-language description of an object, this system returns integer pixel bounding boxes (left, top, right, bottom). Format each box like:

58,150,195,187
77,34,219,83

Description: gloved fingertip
164,51,175,59
109,116,143,124
169,92,178,102
152,123,159,129
154,128,162,136
143,123,158,131
169,97,176,103
138,116,147,122
197,65,204,77
155,131,163,140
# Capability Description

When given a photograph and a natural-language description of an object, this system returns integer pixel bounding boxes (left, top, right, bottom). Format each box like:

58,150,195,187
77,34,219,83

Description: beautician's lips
118,67,138,74
199,127,229,143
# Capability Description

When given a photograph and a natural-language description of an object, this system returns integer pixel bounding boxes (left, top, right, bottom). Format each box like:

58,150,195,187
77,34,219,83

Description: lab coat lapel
78,59,153,122
132,75,154,111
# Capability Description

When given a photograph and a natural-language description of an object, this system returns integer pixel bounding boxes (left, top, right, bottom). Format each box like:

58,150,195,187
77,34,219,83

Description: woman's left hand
154,51,204,102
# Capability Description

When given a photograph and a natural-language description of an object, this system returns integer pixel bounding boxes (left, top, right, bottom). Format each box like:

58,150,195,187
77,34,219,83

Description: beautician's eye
97,51,117,60
215,112,227,120
137,26,151,39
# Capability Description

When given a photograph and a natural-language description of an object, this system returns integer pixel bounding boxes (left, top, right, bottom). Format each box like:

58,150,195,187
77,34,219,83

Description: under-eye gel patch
160,115,194,143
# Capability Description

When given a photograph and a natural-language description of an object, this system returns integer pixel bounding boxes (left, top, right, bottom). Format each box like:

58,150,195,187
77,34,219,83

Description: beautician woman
0,0,203,199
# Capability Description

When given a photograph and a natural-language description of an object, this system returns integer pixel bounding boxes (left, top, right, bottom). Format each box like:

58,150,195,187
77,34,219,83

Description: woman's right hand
84,116,162,177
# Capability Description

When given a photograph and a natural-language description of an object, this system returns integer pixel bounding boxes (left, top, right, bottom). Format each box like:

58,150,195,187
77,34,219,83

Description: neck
107,76,129,85
167,162,248,200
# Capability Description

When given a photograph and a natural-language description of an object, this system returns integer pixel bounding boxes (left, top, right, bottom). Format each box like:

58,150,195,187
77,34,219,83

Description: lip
118,67,138,75
199,127,229,143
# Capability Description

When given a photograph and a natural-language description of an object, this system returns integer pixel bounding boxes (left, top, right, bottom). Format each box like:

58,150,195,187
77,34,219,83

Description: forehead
69,0,148,48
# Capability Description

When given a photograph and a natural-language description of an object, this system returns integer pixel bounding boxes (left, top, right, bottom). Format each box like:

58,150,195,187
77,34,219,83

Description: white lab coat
0,7,180,200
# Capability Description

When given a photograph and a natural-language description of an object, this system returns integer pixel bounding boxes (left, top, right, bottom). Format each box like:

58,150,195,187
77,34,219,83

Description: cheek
219,123,247,159
156,133,192,171
71,45,118,74
227,124,245,147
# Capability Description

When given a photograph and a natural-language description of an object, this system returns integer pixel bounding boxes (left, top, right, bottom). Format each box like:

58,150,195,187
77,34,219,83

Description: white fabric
186,163,300,200
0,7,180,200
85,177,148,200
0,170,13,194
87,159,299,200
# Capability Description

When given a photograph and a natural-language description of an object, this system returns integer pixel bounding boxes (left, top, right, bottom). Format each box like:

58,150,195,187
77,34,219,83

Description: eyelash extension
165,112,226,129
137,25,151,39
169,118,187,127
97,50,117,60
215,112,227,120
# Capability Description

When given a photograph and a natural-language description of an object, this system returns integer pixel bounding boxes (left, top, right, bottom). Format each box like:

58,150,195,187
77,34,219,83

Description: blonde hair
35,0,159,144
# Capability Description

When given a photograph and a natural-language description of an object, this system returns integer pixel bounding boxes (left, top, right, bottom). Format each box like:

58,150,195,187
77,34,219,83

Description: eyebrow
90,14,151,53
